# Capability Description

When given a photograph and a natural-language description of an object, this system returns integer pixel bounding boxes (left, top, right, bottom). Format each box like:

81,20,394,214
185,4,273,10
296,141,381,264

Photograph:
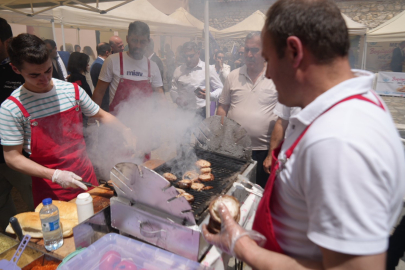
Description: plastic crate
59,233,212,270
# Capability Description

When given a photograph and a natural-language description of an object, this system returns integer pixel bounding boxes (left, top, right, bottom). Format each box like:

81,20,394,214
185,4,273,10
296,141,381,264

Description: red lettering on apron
252,91,385,253
8,83,98,206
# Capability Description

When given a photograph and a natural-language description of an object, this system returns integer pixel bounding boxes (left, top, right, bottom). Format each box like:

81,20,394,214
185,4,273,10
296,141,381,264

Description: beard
129,48,143,59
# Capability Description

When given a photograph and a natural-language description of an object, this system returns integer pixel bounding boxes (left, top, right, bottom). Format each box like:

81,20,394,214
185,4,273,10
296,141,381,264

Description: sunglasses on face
183,53,197,59
245,47,260,54
216,56,223,60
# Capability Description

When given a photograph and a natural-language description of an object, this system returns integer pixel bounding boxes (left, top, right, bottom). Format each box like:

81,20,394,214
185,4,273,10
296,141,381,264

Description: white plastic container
75,193,94,223
59,233,211,270
39,198,63,251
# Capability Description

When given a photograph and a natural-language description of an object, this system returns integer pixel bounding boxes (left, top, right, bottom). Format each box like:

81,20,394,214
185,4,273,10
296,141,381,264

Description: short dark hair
8,34,49,70
97,42,111,56
44,39,57,49
67,52,89,74
128,21,150,39
74,44,81,50
0,17,12,42
182,42,199,54
245,31,261,42
214,50,224,58
264,0,349,64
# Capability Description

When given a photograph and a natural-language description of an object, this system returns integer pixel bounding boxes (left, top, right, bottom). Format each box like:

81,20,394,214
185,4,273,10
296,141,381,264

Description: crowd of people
0,0,405,269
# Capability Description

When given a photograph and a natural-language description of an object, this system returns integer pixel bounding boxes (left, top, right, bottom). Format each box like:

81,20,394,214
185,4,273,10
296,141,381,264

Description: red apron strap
7,96,30,118
285,93,384,158
72,83,80,101
147,58,151,78
119,52,124,76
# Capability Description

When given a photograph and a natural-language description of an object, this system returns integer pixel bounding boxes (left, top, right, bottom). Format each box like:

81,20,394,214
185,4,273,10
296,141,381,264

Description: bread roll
163,173,177,182
35,200,78,221
5,212,77,238
199,173,214,182
207,195,240,234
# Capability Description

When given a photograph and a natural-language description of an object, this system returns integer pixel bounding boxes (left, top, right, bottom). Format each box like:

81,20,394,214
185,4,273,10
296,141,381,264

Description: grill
109,116,257,261
154,148,250,223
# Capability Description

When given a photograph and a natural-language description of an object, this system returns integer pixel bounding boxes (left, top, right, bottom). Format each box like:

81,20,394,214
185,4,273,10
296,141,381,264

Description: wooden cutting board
28,159,164,259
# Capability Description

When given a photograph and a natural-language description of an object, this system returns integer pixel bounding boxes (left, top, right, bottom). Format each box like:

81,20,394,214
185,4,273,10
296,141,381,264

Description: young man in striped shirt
0,34,135,206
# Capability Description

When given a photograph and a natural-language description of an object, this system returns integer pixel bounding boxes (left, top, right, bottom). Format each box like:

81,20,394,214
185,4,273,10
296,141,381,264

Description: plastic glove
52,169,87,190
202,203,266,258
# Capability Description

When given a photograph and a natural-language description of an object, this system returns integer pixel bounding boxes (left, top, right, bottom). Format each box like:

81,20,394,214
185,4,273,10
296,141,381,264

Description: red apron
109,52,153,161
8,83,98,206
252,91,385,253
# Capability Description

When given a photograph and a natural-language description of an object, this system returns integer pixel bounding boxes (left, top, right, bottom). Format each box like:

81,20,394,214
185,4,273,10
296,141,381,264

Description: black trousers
386,214,405,270
252,150,270,188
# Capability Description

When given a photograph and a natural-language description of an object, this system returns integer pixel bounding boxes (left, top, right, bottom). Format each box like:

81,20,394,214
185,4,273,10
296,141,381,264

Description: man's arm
263,117,289,174
208,66,224,101
235,235,385,270
203,205,385,270
4,145,54,180
216,103,230,117
92,80,110,106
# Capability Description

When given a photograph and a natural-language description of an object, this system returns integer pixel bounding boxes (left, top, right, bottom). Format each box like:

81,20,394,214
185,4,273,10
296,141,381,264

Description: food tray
0,244,43,269
58,233,211,270
0,233,18,254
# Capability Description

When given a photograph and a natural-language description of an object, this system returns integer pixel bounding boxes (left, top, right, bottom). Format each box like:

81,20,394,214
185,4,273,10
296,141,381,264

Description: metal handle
9,217,23,241
11,234,31,264
139,221,165,238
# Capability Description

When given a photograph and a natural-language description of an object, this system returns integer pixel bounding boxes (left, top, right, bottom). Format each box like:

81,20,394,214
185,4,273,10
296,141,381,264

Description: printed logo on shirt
127,70,143,76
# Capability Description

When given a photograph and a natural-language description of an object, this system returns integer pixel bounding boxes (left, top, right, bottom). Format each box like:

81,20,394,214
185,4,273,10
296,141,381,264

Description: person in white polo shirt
203,0,405,269
92,21,164,115
0,34,135,206
92,21,164,162
216,31,278,188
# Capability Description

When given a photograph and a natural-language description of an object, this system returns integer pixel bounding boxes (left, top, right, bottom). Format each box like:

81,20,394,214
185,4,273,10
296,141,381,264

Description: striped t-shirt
0,78,100,154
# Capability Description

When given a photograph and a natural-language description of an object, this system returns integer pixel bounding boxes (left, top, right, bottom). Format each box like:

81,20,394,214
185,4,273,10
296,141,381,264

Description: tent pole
362,35,368,70
204,0,210,118
51,19,56,41
77,28,80,47
61,22,66,51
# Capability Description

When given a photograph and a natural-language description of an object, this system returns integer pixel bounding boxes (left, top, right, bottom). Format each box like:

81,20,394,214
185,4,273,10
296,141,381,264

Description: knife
9,217,23,241
82,181,113,191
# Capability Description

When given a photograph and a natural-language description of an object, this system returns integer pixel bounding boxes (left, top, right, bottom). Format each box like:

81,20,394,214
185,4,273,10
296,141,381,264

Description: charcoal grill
109,116,258,262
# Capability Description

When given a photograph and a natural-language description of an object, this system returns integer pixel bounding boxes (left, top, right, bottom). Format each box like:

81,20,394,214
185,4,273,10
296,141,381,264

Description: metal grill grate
154,148,250,224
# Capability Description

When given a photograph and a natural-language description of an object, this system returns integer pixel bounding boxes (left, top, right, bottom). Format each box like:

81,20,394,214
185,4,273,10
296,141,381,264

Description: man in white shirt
203,0,405,269
216,31,278,188
170,41,223,119
213,50,230,85
92,21,164,114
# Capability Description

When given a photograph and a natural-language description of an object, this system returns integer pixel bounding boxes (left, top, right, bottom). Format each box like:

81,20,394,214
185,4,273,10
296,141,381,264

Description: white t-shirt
273,102,301,138
0,79,99,154
271,70,405,260
98,52,163,104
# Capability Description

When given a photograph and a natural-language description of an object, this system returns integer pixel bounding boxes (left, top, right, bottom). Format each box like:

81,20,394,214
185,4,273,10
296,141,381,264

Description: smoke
87,90,203,179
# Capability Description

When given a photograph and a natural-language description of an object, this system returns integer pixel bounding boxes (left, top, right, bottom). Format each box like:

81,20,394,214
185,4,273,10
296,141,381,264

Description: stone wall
336,1,405,28
188,0,405,51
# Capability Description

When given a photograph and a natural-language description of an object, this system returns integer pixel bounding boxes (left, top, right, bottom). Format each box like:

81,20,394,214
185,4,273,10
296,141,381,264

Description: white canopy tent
0,0,199,37
216,10,265,40
367,10,405,42
342,13,367,36
169,7,218,36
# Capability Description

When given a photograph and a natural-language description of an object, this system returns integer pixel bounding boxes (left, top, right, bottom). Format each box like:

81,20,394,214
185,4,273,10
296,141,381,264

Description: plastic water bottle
40,198,63,251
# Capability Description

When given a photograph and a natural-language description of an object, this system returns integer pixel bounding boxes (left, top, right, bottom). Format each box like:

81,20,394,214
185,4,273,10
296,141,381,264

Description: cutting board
28,159,164,259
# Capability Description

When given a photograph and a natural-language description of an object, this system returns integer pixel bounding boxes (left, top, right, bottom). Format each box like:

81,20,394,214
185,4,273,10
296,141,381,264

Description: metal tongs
233,175,264,198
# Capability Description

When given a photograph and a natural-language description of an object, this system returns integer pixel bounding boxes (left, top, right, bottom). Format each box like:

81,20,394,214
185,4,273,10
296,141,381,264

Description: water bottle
39,198,63,251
